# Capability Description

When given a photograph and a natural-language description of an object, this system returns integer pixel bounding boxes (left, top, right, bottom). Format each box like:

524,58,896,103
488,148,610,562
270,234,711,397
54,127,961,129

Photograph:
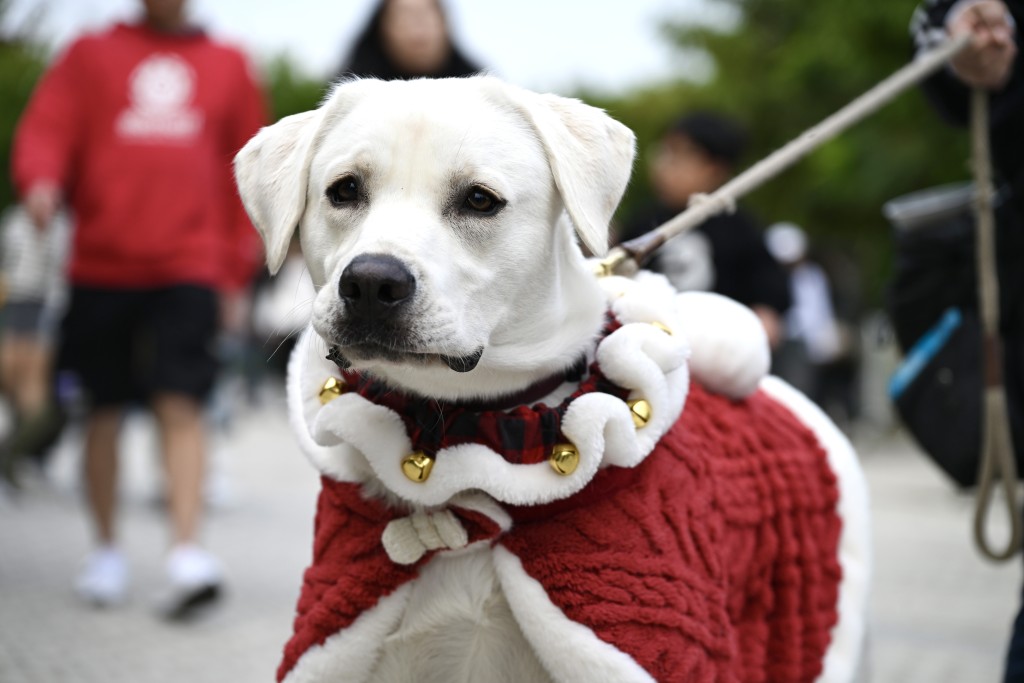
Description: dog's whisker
430,398,446,432
294,264,312,298
266,326,303,362
261,297,316,349
453,125,474,165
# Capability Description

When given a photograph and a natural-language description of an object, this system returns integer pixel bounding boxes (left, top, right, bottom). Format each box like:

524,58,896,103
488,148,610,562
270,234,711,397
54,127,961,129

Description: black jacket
620,204,791,316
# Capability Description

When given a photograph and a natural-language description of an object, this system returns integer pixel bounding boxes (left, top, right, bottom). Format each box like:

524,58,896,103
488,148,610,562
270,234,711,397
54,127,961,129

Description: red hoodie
13,22,267,291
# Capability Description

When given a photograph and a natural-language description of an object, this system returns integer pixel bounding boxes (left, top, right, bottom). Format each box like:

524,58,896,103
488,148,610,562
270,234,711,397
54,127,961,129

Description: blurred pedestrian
766,223,860,428
0,205,69,485
619,111,791,347
11,0,266,617
337,0,481,81
911,0,1024,678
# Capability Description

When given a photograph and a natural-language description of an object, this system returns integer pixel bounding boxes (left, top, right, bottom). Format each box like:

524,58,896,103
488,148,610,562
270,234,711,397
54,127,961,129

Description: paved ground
0,384,1020,682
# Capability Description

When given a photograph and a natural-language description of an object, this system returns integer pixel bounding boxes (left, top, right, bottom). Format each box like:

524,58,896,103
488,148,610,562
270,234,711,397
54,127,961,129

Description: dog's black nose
339,254,416,321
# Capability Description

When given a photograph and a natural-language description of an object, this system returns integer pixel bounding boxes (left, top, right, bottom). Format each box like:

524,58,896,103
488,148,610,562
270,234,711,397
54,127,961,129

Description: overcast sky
1,0,732,94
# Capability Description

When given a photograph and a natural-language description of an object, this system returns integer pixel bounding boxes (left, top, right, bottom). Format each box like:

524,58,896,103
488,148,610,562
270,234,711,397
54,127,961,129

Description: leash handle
970,88,1023,562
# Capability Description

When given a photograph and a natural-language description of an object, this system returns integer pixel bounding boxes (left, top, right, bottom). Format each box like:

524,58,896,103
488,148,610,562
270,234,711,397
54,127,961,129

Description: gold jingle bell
627,398,652,429
549,443,579,476
318,376,347,405
651,321,673,336
402,452,435,483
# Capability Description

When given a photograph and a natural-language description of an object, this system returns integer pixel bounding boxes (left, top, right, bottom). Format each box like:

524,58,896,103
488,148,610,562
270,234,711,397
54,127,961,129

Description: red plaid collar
339,317,628,466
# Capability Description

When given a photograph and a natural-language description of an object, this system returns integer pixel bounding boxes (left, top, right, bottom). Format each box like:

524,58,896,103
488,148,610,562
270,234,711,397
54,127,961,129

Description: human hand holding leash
948,0,1017,89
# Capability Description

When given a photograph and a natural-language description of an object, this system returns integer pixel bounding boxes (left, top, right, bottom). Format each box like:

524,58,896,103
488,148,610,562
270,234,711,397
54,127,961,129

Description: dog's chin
326,342,484,374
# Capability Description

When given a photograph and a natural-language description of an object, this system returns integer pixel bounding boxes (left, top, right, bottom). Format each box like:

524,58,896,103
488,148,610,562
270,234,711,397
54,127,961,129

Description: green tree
0,2,47,212
262,54,328,123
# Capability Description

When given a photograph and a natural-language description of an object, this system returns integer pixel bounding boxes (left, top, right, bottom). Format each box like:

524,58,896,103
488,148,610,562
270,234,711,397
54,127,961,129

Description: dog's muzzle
326,253,485,373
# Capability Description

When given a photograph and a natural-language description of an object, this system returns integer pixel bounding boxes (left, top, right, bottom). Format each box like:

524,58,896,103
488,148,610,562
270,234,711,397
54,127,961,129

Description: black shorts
3,300,50,338
59,285,219,407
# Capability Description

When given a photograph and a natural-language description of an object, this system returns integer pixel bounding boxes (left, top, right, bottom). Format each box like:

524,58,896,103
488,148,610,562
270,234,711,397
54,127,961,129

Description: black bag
884,182,1023,488
888,307,982,487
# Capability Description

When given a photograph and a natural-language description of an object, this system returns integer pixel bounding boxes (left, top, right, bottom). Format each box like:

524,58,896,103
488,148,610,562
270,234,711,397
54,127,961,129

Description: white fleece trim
674,291,770,399
289,274,692,507
281,584,412,683
760,376,871,683
592,321,689,461
315,410,604,507
492,546,656,683
287,329,361,480
599,271,686,336
596,272,768,400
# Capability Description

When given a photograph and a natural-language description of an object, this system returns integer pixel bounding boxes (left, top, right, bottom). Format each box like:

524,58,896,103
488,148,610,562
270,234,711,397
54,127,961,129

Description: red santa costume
280,272,871,683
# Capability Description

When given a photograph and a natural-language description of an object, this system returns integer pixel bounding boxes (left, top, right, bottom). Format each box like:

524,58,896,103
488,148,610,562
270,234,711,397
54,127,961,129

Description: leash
970,88,1023,562
594,33,972,277
592,33,1024,561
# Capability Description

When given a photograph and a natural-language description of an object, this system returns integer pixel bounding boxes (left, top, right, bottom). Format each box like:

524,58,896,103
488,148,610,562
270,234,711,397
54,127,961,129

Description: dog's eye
462,186,504,215
326,176,360,207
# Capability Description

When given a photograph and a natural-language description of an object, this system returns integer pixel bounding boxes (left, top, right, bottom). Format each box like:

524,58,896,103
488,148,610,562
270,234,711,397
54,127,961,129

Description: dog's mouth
326,342,484,373
317,317,485,374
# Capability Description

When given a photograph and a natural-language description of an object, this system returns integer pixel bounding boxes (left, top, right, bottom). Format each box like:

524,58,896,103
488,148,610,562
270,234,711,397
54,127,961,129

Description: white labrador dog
235,76,869,683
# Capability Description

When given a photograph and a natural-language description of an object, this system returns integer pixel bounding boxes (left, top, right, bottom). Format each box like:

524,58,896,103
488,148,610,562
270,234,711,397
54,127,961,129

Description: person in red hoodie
12,0,266,617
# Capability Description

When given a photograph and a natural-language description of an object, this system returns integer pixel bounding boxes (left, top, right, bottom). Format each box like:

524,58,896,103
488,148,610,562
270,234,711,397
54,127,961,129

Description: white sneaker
75,546,128,607
156,544,224,620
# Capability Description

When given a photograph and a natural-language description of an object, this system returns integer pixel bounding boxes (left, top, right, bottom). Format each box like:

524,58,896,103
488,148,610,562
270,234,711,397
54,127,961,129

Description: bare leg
18,340,52,419
151,392,223,618
83,407,123,544
1,335,51,418
0,336,23,405
0,337,26,482
152,392,206,545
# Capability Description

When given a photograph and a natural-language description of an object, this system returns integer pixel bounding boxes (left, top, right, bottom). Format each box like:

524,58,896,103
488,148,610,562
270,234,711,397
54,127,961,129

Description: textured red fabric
503,384,842,683
277,479,504,680
278,384,842,682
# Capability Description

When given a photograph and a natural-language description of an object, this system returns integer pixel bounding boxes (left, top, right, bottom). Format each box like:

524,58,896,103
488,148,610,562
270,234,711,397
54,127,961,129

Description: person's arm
912,0,1022,125
12,41,87,230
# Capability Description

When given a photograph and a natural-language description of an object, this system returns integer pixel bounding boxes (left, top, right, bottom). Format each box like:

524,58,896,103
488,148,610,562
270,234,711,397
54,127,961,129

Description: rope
595,33,972,277
970,88,1022,562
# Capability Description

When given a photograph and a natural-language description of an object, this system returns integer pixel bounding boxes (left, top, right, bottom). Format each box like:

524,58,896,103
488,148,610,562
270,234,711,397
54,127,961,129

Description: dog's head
235,76,635,400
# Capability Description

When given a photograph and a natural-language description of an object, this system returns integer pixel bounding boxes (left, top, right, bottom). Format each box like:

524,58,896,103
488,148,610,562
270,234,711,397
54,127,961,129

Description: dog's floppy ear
234,109,321,275
501,84,636,256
